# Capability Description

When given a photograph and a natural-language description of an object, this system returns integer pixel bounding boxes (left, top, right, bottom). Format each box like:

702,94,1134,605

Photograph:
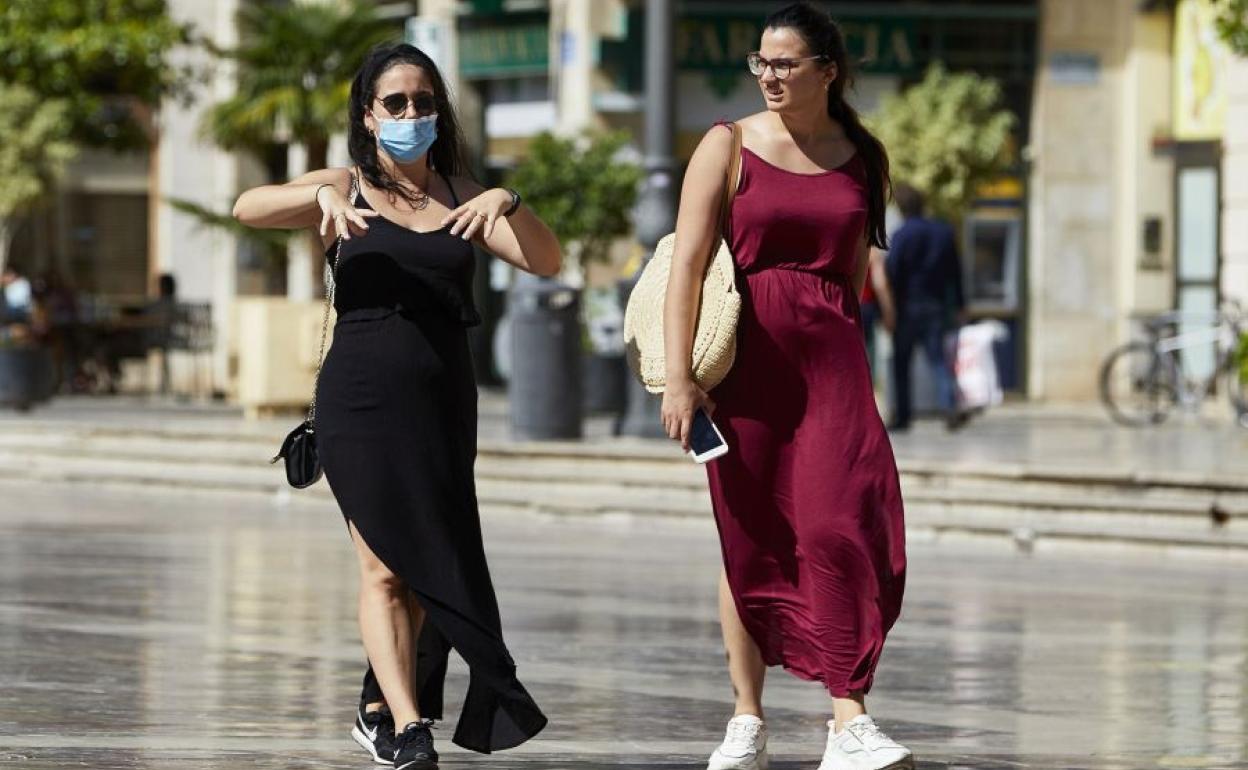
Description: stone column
553,0,598,136
1028,0,1133,401
619,0,674,437
154,0,244,394
285,143,315,303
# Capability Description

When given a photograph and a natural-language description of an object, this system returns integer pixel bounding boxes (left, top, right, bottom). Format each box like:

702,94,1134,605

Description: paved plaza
2,478,1247,769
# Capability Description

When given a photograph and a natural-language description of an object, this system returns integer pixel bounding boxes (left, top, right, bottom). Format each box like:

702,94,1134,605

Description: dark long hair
764,2,891,249
347,43,471,206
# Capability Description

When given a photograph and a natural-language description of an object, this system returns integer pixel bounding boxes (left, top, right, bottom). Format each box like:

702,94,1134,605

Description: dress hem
334,505,546,754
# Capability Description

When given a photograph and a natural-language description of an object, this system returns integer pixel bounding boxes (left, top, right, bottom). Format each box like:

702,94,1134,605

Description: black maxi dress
315,175,547,753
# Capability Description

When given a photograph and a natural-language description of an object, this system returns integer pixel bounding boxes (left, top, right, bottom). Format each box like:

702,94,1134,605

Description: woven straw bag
624,123,743,394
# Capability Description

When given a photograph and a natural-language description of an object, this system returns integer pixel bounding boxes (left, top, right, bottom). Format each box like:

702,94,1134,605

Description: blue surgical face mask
376,113,438,163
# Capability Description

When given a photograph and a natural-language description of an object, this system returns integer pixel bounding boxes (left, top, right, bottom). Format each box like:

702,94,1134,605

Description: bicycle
1099,300,1248,427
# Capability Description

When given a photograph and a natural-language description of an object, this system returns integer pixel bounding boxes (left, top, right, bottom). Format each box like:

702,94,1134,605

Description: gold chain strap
305,172,356,426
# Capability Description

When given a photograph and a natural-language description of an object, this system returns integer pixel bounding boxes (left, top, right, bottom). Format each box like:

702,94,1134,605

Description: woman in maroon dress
661,5,910,770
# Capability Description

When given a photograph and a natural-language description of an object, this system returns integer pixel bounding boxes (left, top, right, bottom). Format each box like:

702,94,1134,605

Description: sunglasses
375,91,437,119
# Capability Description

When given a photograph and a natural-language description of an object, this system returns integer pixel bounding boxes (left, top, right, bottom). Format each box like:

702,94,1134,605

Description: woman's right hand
317,185,377,241
661,376,715,452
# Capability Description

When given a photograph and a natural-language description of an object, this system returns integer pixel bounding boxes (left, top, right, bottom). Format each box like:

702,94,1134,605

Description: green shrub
871,64,1015,222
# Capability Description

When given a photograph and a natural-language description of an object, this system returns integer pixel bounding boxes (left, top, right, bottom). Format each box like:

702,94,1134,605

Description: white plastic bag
948,321,1008,410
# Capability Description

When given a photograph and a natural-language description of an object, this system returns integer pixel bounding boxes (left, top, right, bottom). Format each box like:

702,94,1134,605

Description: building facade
1028,0,1244,400
420,0,1248,404
431,0,1038,393
9,0,1243,405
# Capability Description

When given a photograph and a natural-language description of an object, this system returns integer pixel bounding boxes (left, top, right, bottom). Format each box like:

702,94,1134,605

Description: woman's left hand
441,188,513,242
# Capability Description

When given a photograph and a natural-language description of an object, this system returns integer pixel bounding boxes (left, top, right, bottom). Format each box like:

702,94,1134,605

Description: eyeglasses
375,91,437,119
746,52,827,80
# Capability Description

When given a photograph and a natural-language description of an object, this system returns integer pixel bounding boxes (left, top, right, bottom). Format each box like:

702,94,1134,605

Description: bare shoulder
690,122,737,169
736,111,780,148
447,174,486,199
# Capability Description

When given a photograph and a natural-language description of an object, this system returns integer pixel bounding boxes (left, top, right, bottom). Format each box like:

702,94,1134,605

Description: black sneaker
393,720,438,770
351,704,396,765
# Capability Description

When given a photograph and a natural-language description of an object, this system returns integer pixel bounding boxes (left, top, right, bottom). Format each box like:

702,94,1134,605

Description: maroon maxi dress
705,124,907,698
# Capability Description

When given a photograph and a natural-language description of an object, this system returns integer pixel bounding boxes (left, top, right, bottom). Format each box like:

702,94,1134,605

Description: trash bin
508,274,583,440
0,345,55,411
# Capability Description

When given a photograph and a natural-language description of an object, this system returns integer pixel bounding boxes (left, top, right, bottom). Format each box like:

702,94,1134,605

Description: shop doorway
1173,141,1221,382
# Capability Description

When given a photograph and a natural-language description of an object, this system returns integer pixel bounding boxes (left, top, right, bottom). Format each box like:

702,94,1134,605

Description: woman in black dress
233,44,561,769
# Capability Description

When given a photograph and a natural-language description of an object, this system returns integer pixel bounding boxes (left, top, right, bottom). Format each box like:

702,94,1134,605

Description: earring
824,81,830,91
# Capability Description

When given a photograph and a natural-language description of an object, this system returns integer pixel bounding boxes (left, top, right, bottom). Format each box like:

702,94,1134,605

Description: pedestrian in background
885,183,968,432
1,264,40,347
661,4,911,770
34,269,81,393
148,273,178,395
1,264,33,325
234,42,560,770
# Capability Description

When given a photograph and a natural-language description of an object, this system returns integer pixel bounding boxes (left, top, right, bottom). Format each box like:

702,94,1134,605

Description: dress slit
317,171,545,753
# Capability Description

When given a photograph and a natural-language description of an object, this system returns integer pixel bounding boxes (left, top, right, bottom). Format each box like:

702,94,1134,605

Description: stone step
1,425,1243,502
2,424,1245,510
1,442,1242,523
2,422,1246,552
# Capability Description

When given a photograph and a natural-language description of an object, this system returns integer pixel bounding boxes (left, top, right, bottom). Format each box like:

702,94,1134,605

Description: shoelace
396,720,436,753
723,719,764,753
846,719,893,750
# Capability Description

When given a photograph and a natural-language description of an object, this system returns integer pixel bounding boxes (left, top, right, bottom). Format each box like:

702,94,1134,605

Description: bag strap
306,170,357,426
718,122,743,236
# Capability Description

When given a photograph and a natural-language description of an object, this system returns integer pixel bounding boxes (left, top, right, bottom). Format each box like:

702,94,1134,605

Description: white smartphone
688,408,730,463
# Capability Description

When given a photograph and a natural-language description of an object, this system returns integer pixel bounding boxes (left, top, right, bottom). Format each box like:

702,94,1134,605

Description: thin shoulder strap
443,174,460,207
349,167,365,207
719,122,743,231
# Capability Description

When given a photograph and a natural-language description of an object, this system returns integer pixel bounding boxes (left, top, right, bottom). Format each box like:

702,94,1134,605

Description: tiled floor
1,480,1246,769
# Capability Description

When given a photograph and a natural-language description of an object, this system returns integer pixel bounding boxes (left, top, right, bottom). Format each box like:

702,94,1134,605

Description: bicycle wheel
1099,342,1178,426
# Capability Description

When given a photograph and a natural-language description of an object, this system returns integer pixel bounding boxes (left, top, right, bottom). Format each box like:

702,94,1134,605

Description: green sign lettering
675,16,916,75
460,22,549,77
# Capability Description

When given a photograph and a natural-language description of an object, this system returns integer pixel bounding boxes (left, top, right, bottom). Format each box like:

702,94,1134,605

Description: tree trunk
0,217,11,276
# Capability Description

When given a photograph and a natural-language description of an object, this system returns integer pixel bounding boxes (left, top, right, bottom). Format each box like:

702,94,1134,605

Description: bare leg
719,568,766,718
350,521,424,728
364,596,426,713
832,693,866,732
405,591,427,694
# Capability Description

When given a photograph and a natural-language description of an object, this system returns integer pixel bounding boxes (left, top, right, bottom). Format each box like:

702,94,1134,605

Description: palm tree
205,0,396,172
0,84,76,274
186,0,396,296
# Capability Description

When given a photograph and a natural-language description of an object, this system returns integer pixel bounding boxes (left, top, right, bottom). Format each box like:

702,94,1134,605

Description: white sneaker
818,715,913,770
707,714,769,770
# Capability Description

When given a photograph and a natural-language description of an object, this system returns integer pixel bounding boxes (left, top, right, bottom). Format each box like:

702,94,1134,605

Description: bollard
508,274,583,440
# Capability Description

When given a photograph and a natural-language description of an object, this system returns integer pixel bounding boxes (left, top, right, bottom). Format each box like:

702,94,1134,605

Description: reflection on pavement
1,480,1245,770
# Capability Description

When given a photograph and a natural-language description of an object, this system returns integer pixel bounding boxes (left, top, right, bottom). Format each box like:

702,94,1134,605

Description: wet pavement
2,479,1247,770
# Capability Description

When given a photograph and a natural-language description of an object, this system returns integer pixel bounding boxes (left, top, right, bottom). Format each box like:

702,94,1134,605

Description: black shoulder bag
270,173,355,488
